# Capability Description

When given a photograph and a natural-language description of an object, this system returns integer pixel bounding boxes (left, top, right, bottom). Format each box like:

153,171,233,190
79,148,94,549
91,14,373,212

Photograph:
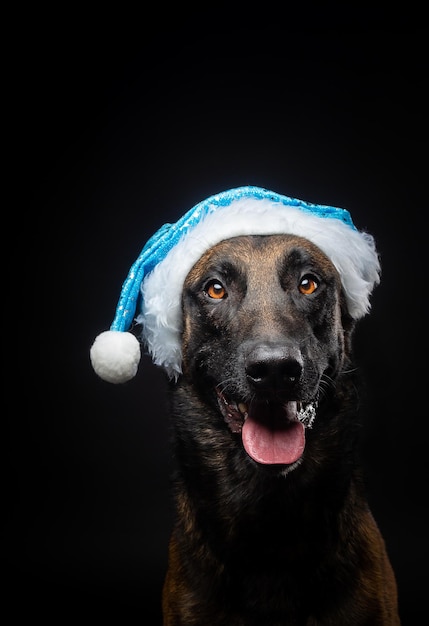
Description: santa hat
90,186,380,383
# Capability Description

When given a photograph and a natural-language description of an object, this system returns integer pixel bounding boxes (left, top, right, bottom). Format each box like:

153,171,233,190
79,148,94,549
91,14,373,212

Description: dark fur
162,235,400,625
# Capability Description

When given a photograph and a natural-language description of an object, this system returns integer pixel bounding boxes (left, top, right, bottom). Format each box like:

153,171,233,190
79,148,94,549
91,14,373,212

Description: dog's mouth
215,388,316,466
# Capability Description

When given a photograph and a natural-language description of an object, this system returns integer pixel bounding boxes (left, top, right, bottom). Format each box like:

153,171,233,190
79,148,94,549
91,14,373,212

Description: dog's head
180,234,353,470
90,186,380,467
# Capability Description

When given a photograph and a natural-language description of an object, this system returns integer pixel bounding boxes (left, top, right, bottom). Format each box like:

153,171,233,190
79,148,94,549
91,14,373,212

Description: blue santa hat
90,186,380,383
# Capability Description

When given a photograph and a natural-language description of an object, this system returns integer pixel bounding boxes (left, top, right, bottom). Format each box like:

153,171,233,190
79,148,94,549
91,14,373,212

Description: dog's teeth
238,402,248,416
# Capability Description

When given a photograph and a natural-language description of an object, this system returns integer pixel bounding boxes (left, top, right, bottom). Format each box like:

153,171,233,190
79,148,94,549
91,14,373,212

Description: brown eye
205,280,227,300
299,275,319,295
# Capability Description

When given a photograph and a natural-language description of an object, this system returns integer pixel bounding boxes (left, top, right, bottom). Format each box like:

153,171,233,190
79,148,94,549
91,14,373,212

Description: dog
161,233,400,625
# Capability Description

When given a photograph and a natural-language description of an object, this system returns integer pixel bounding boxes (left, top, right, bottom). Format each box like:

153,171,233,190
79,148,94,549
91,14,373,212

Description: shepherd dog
161,234,400,625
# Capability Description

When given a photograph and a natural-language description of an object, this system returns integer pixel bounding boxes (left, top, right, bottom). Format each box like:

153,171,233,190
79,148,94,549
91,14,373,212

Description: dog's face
180,234,349,473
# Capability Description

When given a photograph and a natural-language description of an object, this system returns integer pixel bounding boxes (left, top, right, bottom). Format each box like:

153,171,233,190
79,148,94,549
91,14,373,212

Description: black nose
245,344,303,392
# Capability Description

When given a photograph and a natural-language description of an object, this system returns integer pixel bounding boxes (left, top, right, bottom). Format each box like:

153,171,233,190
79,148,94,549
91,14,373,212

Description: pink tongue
242,404,305,465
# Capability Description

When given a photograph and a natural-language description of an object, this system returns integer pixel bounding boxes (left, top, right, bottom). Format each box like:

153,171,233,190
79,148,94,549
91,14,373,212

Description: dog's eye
205,280,227,300
298,275,319,295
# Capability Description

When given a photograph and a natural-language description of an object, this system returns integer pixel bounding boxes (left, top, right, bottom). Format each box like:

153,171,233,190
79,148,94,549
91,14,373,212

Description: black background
9,14,427,625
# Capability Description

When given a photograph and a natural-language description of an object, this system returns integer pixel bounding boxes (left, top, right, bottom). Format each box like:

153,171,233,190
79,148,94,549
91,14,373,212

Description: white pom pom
90,330,141,383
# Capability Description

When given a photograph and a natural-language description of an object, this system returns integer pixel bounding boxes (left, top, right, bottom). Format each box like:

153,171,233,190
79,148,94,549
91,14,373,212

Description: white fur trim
90,330,141,383
139,197,380,379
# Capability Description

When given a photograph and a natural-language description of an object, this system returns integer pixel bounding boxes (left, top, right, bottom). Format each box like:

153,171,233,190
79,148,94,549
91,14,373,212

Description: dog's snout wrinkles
245,344,303,392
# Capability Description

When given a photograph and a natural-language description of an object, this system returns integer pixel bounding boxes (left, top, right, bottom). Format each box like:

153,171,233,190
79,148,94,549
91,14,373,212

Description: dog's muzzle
215,388,316,466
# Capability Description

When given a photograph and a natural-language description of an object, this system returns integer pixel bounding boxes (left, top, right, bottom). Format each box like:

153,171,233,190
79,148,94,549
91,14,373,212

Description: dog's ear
340,293,357,357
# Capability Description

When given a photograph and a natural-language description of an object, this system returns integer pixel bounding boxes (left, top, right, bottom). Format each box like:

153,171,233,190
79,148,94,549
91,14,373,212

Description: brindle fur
162,235,400,625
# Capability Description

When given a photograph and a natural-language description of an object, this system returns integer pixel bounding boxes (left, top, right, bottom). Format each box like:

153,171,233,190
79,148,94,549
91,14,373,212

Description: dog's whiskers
297,334,316,347
318,373,336,399
215,377,244,399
